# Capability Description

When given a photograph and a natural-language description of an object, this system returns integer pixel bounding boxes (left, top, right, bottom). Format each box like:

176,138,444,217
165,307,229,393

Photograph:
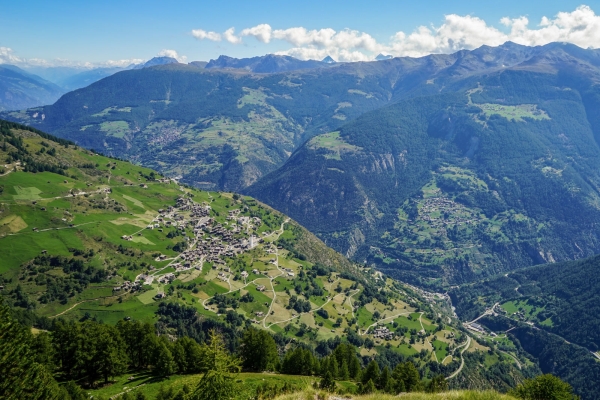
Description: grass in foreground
274,390,516,400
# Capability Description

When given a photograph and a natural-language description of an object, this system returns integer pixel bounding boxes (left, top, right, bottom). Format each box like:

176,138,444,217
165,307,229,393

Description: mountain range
4,42,600,287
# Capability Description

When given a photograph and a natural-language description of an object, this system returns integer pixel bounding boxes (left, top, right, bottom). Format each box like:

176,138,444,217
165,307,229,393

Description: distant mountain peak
205,54,331,73
134,56,179,70
375,53,393,61
321,55,336,64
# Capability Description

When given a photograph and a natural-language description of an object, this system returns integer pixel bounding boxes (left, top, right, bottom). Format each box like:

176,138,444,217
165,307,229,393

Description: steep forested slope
250,67,600,285
450,254,600,352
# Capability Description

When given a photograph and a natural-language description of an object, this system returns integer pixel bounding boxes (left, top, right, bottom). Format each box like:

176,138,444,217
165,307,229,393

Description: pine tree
189,330,241,400
320,357,330,377
328,355,339,378
340,358,350,380
360,379,376,394
362,360,380,385
240,327,278,372
392,361,421,392
62,381,88,400
0,301,62,399
350,354,362,380
319,370,336,392
153,341,176,377
379,366,391,391
427,374,448,393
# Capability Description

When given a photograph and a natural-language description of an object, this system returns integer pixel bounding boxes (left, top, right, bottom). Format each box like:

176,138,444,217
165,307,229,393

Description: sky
1,0,599,68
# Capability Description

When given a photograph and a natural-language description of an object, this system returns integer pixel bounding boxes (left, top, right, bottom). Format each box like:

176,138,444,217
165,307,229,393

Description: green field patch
137,284,161,304
476,103,550,122
394,314,423,332
0,214,28,233
13,186,42,201
433,339,449,360
348,89,374,98
238,87,268,108
0,229,82,273
92,107,133,117
396,343,418,356
356,307,374,328
309,131,362,160
100,121,130,138
73,300,159,325
131,236,154,245
199,280,229,296
121,194,145,208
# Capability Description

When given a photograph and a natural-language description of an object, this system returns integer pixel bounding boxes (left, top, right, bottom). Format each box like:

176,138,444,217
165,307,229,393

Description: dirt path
446,335,471,380
420,312,438,362
3,220,98,239
48,292,130,318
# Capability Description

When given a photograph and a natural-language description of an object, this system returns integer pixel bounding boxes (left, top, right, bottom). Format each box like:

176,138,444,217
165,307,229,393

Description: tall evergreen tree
392,361,421,393
328,355,339,378
362,360,380,385
350,354,362,380
340,358,350,381
319,370,336,392
189,330,241,400
0,301,62,399
427,374,448,393
153,341,176,377
379,366,391,391
240,327,278,372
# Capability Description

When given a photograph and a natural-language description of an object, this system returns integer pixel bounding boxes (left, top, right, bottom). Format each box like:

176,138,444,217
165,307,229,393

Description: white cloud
223,27,242,44
191,29,222,42
0,47,23,64
241,24,272,43
0,46,143,69
189,5,600,61
157,49,187,63
388,5,600,57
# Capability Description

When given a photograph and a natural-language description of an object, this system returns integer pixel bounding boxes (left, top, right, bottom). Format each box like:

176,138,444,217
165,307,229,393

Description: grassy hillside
0,119,538,398
275,391,516,400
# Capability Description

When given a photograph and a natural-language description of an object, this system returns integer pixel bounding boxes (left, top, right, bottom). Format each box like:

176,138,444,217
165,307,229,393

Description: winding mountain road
446,335,471,380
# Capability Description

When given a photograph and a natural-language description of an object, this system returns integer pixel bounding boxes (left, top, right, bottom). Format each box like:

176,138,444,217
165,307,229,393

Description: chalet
255,311,264,317
240,271,249,278
256,285,266,292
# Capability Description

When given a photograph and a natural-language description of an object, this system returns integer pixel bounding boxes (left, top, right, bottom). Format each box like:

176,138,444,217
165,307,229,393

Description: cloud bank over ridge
192,5,600,61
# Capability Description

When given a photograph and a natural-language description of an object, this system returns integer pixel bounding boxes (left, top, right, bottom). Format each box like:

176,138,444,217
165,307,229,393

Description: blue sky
0,0,597,66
